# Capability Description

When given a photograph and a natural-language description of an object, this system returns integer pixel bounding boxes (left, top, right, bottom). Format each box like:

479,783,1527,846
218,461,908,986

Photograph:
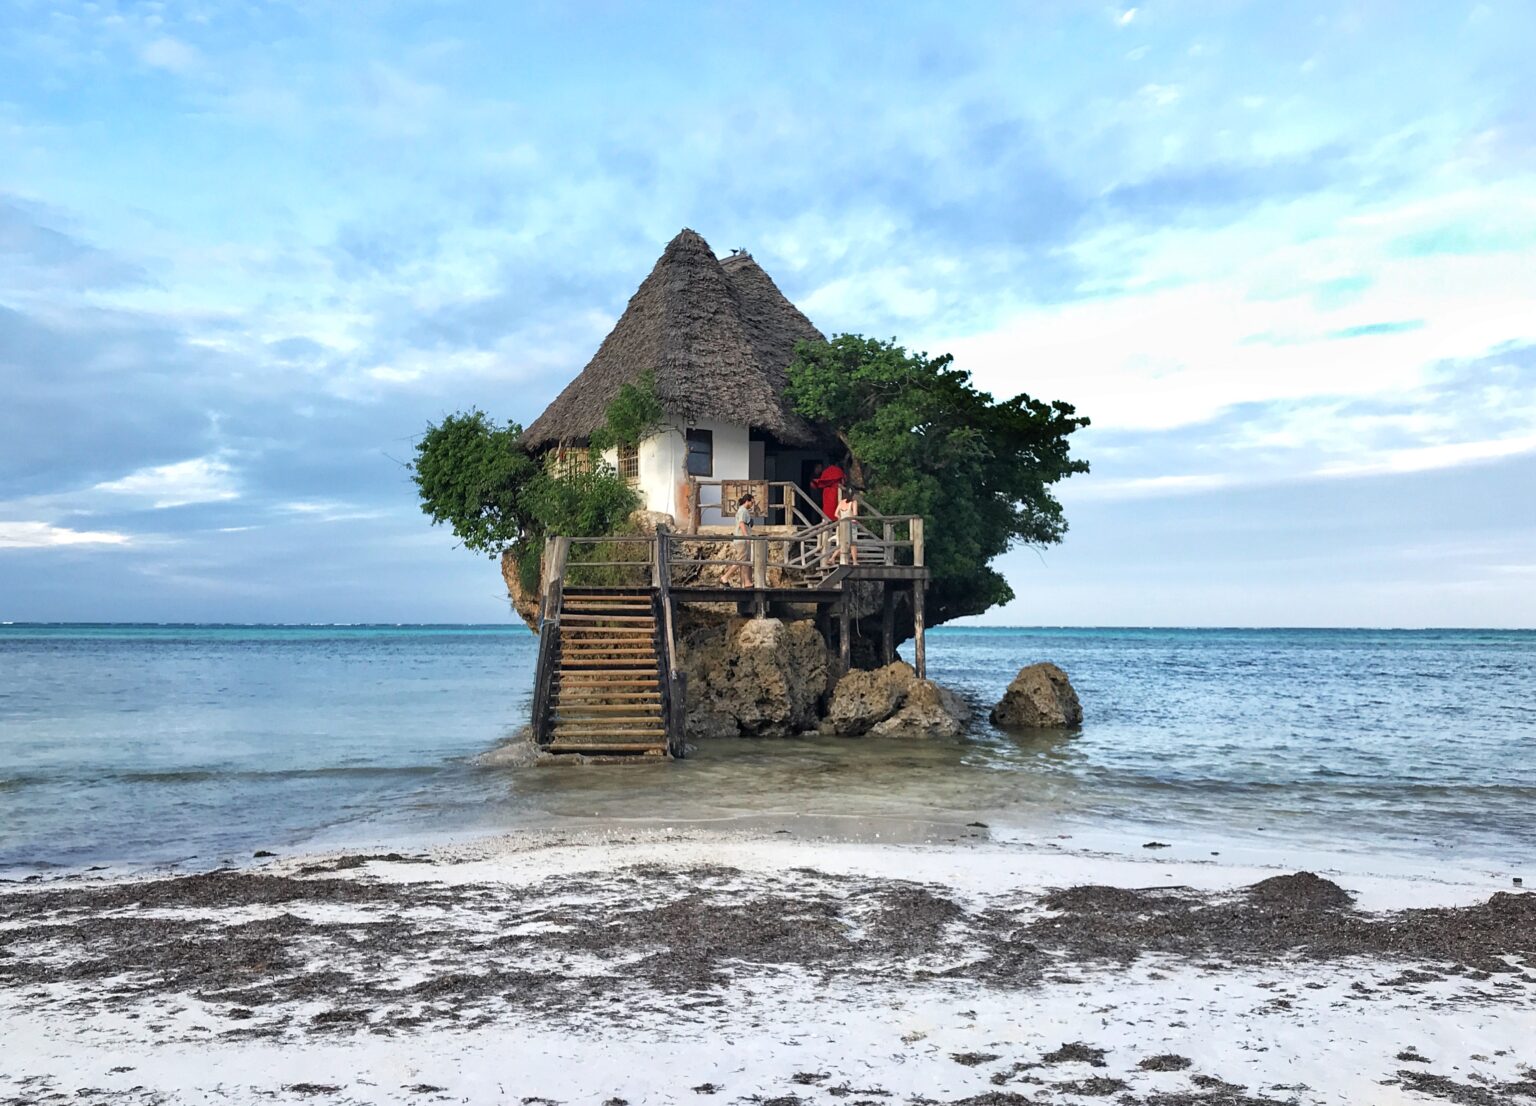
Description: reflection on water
1,624,1533,870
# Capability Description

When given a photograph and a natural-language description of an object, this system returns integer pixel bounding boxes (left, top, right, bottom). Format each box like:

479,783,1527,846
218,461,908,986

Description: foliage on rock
786,334,1090,623
410,409,638,588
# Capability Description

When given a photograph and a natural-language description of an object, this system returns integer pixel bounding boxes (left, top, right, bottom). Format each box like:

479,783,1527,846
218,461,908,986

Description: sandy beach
2,823,1531,1106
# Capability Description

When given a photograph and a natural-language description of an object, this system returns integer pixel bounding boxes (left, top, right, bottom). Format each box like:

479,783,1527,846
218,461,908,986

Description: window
685,428,714,477
618,443,639,484
550,445,592,477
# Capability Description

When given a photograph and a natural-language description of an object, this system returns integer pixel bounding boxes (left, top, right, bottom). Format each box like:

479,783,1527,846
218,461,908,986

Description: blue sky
2,1,1533,626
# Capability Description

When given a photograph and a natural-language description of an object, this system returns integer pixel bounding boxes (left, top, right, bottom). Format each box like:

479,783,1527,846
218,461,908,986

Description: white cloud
0,521,131,549
1066,473,1237,500
1118,8,1138,27
139,36,202,74
939,193,1536,440
1313,433,1536,478
1138,83,1181,107
93,455,238,509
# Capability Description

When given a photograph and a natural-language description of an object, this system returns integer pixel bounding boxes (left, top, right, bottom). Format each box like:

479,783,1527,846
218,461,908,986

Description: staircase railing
530,535,570,747
653,526,687,758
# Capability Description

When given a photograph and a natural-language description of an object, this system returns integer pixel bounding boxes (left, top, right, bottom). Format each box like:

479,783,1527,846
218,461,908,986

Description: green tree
410,409,638,592
589,371,666,452
410,410,536,557
786,335,1089,624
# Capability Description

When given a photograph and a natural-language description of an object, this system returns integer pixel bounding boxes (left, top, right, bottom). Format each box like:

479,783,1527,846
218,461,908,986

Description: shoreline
3,825,1532,1104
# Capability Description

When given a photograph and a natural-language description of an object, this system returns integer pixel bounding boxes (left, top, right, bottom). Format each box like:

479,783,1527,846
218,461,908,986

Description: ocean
1,624,1531,874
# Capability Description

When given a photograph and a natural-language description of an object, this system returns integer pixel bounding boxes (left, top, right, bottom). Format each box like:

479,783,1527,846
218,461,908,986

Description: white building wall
612,419,750,526
596,420,758,526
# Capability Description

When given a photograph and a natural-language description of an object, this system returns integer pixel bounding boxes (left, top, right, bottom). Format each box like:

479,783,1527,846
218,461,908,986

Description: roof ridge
523,230,825,449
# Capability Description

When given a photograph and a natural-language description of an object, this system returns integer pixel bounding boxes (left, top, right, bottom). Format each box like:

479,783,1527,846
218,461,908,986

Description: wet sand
2,828,1533,1104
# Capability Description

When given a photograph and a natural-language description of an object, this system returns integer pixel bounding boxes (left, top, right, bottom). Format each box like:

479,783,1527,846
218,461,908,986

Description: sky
1,0,1534,627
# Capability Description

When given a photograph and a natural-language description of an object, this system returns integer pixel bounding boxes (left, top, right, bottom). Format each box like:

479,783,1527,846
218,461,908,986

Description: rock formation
990,662,1083,728
678,617,831,739
824,661,971,739
500,550,542,631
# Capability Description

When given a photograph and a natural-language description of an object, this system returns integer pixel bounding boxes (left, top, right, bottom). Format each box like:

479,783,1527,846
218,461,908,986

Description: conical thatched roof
523,229,825,449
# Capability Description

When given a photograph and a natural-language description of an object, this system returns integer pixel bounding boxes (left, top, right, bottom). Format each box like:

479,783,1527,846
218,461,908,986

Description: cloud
93,456,239,509
139,36,202,74
0,521,130,549
0,196,148,290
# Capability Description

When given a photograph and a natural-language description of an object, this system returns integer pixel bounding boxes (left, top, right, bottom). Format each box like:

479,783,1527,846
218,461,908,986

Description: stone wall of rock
500,551,542,632
678,617,832,739
824,661,971,739
990,662,1083,728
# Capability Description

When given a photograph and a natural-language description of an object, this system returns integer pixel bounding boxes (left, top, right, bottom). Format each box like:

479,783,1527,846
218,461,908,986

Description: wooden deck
529,506,929,760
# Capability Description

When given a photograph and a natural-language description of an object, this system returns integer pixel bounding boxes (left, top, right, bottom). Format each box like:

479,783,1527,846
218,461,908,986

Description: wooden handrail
654,526,686,758
530,536,570,746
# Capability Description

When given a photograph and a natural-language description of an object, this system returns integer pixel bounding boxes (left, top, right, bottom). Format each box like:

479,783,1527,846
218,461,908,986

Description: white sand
2,827,1531,1105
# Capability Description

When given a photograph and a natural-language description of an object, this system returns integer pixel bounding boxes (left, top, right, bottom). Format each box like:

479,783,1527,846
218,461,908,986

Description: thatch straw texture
523,229,825,449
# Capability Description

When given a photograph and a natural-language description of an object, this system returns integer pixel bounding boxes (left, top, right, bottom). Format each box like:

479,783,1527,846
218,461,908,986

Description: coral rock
990,662,1083,728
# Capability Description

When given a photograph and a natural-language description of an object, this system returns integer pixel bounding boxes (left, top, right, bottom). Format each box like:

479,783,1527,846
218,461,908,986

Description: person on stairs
811,461,845,521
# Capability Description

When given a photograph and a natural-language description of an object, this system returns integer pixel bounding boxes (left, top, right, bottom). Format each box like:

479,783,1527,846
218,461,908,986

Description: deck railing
555,516,924,593
685,478,828,531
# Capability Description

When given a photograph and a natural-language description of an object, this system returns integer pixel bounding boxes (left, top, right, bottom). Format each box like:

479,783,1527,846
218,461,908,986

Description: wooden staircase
543,589,670,758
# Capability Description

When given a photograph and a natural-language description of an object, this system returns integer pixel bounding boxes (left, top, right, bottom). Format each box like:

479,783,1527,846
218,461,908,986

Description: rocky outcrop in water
990,662,1083,728
500,551,542,631
825,661,971,739
679,617,831,739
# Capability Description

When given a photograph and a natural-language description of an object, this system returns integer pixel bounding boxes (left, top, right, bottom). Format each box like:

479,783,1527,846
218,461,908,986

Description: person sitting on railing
834,485,860,566
728,492,756,587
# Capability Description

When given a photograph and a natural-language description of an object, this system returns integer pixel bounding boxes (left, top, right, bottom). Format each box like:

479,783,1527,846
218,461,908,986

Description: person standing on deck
811,462,845,521
728,493,756,587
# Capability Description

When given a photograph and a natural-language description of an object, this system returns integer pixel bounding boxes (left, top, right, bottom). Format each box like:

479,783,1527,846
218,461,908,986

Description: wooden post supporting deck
881,587,896,666
751,537,769,618
838,592,852,674
911,518,927,679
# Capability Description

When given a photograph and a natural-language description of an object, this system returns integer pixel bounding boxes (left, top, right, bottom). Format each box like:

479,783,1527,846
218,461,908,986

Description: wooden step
545,742,667,754
555,703,665,715
565,648,660,657
555,717,664,727
562,678,663,688
560,627,655,635
557,690,662,700
551,728,668,739
559,655,658,663
556,692,663,702
560,613,656,624
559,639,657,646
565,639,660,648
556,667,658,676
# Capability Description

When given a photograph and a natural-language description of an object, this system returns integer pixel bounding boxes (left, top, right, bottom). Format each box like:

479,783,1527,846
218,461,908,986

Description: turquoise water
1,624,1532,872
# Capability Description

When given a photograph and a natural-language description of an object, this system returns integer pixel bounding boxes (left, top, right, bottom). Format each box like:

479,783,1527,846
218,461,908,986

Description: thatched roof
523,229,825,449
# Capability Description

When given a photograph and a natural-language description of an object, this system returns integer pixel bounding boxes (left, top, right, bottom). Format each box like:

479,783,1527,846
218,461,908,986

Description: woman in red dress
810,462,844,520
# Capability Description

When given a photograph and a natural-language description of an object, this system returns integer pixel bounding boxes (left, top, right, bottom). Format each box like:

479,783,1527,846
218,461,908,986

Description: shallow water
0,624,1532,872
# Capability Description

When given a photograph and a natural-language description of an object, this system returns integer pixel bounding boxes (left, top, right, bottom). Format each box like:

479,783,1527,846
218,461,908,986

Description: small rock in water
1143,841,1171,850
253,850,275,858
990,662,1082,729
967,821,989,829
1514,877,1523,885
